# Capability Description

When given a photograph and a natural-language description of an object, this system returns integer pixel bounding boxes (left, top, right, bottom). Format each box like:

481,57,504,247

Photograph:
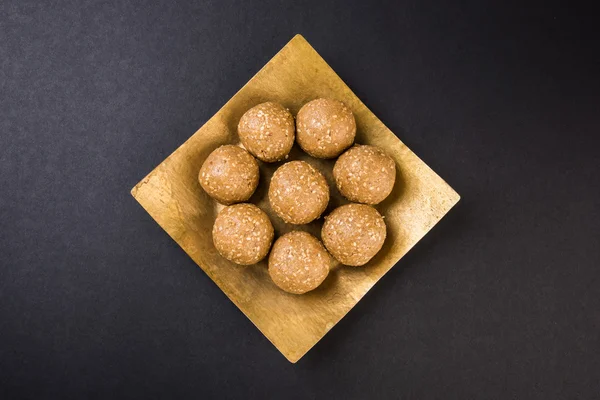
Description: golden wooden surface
131,34,460,363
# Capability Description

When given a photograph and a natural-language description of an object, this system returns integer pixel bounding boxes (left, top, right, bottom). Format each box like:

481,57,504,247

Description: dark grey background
1,0,599,398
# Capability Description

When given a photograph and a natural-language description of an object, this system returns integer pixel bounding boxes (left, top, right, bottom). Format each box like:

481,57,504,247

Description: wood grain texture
131,34,460,363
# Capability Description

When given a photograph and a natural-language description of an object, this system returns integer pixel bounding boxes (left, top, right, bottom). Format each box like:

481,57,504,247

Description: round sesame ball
268,161,330,224
333,145,396,204
268,231,330,294
321,203,386,266
212,203,274,265
296,98,356,158
238,102,295,162
198,145,259,205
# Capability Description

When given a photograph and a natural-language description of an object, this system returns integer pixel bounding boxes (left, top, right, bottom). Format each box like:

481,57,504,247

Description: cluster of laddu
199,98,396,294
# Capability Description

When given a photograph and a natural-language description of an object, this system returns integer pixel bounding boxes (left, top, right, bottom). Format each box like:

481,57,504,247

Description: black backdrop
2,1,599,398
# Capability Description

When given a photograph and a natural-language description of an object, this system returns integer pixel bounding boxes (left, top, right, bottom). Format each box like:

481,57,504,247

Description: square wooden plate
131,34,460,363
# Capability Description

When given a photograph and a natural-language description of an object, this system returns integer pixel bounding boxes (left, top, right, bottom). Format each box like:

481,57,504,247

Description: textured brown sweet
268,160,330,224
296,98,356,158
212,203,274,265
268,231,330,294
198,145,259,205
334,145,397,205
322,203,386,266
238,102,295,162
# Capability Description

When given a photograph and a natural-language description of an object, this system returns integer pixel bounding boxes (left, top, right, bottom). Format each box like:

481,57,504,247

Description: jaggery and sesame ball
321,203,387,266
296,98,356,158
268,231,331,294
268,160,330,224
238,102,295,162
333,144,396,205
199,145,259,205
212,203,274,265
